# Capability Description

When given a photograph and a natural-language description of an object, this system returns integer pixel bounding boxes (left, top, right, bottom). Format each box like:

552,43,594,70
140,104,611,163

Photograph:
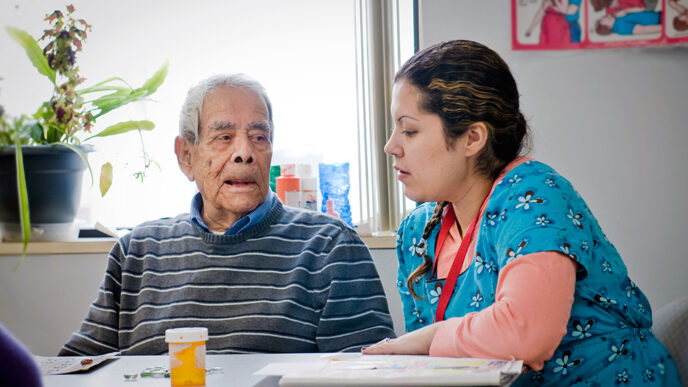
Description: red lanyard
434,197,488,322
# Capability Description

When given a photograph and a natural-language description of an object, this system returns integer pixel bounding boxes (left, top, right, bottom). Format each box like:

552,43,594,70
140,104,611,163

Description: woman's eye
402,129,417,137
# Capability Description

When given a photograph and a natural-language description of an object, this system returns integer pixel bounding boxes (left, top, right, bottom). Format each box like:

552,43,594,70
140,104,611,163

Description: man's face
176,85,272,230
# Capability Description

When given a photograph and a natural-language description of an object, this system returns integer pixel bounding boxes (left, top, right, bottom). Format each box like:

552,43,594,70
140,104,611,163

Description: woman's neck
450,174,494,237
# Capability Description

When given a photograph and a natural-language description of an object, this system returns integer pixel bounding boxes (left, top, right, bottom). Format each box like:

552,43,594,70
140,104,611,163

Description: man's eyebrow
210,121,235,130
248,121,271,132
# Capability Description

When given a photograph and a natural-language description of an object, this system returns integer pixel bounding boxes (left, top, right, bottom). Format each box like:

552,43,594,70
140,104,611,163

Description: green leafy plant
1,4,168,260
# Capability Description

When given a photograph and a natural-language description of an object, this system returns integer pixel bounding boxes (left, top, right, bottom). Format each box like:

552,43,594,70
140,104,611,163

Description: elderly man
59,74,395,355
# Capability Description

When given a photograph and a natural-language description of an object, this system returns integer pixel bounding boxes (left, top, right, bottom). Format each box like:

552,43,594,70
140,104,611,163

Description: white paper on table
255,352,367,376
33,352,120,375
255,354,524,386
255,362,326,376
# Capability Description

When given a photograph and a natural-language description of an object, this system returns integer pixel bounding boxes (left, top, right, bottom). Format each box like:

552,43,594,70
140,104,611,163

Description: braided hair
398,40,529,298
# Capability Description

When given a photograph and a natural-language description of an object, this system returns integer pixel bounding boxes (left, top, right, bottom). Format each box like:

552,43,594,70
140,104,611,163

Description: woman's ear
174,136,195,181
464,122,489,158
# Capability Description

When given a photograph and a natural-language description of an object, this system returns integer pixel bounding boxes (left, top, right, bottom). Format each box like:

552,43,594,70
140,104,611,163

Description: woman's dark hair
396,40,528,298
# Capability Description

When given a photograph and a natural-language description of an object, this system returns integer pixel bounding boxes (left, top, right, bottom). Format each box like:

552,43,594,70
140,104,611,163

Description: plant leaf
79,76,132,92
29,123,45,143
91,92,131,108
46,126,61,143
85,120,154,140
80,85,132,95
5,26,56,84
12,141,30,270
90,93,139,118
139,61,169,96
88,62,168,119
100,162,113,196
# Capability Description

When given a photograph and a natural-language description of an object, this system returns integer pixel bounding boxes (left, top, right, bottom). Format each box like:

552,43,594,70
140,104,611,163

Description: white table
43,353,322,387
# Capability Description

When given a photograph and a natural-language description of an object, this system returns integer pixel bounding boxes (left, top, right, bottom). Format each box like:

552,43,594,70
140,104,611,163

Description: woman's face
384,80,470,203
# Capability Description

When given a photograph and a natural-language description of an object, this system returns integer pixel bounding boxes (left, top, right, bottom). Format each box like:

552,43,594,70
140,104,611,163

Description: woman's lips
394,167,410,181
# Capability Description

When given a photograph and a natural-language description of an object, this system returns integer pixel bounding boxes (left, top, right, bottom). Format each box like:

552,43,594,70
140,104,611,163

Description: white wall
0,253,107,356
418,0,688,311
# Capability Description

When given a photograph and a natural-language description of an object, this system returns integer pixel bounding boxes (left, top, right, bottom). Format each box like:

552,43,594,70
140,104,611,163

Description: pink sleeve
428,252,577,370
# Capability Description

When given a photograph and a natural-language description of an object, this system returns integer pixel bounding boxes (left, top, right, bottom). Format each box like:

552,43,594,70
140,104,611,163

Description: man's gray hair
178,73,274,144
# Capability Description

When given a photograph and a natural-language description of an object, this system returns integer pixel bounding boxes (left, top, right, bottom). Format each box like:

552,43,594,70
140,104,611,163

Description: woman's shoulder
493,159,578,198
501,159,557,180
484,159,587,233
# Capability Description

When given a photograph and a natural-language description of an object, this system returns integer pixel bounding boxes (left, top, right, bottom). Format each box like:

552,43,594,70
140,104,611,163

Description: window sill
0,234,396,255
0,238,117,255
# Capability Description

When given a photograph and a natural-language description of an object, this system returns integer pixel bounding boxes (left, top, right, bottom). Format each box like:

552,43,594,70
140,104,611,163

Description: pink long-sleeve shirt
429,158,577,370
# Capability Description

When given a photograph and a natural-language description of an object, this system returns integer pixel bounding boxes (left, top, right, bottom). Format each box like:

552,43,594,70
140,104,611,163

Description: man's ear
174,136,195,181
464,122,489,158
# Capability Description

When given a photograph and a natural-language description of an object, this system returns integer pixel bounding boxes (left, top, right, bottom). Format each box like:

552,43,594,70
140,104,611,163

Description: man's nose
232,136,254,164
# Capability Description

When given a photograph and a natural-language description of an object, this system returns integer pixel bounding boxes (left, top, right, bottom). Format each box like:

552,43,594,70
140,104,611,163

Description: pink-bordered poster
512,0,688,50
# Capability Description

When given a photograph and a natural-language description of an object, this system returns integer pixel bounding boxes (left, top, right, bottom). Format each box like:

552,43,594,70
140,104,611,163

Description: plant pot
0,145,91,240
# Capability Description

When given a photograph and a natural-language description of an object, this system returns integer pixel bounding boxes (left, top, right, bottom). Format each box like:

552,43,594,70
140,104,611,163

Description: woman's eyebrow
397,115,419,123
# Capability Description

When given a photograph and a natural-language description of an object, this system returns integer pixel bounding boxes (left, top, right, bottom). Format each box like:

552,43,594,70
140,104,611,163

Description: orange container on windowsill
275,164,300,207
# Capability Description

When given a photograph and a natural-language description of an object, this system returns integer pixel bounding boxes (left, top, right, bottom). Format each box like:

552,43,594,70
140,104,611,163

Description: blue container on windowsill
318,162,352,227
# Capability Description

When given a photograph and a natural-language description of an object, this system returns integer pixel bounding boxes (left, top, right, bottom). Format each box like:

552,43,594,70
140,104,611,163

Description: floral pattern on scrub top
395,160,680,386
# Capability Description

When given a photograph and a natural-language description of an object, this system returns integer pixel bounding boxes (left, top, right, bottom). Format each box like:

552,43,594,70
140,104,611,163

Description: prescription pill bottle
165,327,208,386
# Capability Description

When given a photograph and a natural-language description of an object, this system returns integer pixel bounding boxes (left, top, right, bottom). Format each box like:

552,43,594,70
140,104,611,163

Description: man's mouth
224,179,256,186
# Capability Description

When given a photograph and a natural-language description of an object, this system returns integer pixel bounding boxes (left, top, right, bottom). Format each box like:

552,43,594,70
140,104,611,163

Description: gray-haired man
60,74,395,355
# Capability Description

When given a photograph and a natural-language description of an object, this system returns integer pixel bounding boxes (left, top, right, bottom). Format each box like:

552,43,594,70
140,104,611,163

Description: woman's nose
384,131,401,157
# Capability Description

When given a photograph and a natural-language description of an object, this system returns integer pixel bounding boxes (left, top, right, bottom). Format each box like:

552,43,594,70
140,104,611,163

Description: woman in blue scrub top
362,40,680,386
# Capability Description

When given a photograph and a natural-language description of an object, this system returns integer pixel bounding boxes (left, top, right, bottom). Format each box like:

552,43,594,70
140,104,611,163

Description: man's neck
202,209,245,233
197,191,273,234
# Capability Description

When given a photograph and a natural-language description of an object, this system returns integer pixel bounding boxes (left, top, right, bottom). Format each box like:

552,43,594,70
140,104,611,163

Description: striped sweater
59,200,395,355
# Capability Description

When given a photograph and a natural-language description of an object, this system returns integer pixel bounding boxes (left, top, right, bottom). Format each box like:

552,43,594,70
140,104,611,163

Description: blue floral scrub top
396,160,680,386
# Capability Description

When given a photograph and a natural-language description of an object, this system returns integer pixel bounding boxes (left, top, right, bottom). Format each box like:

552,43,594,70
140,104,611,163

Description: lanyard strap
432,205,456,276
435,196,488,322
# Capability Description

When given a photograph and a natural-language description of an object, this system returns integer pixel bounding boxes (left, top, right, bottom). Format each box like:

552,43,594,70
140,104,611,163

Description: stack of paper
256,353,523,386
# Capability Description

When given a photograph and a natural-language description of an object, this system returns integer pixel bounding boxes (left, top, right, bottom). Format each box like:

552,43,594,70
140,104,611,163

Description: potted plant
0,4,168,263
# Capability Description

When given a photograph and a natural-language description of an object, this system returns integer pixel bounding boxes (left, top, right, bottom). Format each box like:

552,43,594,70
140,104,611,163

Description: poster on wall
512,0,688,49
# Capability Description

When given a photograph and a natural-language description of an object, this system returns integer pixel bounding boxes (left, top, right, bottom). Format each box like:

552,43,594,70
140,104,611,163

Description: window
354,0,416,234
0,0,415,234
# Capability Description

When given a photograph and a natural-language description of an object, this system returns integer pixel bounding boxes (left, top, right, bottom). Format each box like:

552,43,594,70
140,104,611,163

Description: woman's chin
404,191,429,204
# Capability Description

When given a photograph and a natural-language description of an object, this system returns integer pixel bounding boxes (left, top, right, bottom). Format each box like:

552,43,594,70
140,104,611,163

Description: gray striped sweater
59,200,395,355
